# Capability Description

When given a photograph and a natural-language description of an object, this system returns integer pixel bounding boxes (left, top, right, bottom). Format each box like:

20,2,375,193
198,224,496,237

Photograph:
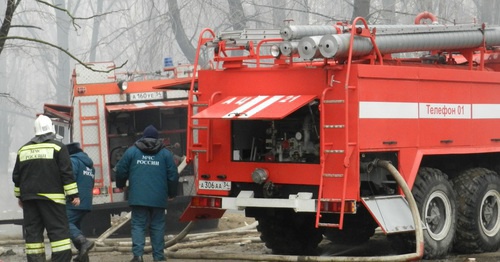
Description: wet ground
1,213,500,262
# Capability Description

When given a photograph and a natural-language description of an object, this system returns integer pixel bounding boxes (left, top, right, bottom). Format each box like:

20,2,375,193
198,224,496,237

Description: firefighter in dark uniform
115,125,179,262
66,142,95,262
13,115,80,262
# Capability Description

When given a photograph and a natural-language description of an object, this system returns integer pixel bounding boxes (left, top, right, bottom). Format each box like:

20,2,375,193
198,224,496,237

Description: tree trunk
54,0,71,105
228,0,246,30
167,0,198,65
381,0,396,24
351,0,371,22
272,0,286,27
0,0,19,57
89,1,104,62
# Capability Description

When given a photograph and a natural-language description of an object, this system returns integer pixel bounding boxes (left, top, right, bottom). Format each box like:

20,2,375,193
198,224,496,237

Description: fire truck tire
452,167,500,253
256,210,323,255
415,167,456,259
389,167,456,259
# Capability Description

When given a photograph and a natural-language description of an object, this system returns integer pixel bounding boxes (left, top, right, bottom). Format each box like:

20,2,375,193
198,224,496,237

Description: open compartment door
193,95,317,119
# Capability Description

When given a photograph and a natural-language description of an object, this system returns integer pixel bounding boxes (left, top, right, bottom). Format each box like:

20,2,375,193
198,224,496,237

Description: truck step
191,102,208,107
323,99,344,104
317,222,340,228
191,125,208,130
323,173,344,178
320,198,342,202
324,149,345,154
324,125,345,129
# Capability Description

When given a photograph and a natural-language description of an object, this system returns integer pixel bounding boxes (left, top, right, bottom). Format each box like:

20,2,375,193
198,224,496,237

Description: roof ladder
78,99,105,190
187,28,216,163
187,91,211,160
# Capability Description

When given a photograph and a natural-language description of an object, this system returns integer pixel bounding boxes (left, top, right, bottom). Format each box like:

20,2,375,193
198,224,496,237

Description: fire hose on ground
163,160,423,261
0,160,422,261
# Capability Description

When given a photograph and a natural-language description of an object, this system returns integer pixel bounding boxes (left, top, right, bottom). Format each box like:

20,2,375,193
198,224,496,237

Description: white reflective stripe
473,104,500,119
359,102,418,119
64,183,78,195
222,96,268,118
51,238,72,252
26,242,45,254
360,102,500,119
19,148,55,162
239,96,284,118
26,248,46,254
37,193,66,204
419,103,471,119
19,143,61,153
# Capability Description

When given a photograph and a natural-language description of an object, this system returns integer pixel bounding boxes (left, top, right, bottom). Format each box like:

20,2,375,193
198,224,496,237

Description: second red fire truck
41,62,214,235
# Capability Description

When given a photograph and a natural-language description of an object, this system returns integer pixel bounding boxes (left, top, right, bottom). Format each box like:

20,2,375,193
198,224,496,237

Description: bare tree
351,0,371,22
167,0,198,64
475,0,500,25
272,0,286,27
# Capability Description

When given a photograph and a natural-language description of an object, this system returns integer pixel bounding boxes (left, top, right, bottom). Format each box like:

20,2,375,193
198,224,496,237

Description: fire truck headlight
251,168,268,184
270,45,281,58
118,80,128,91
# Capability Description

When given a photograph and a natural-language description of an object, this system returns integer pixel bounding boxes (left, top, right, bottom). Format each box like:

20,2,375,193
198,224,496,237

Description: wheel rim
424,190,452,241
480,189,500,237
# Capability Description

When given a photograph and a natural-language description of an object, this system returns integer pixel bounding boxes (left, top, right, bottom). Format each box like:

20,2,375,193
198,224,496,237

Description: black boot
27,253,47,262
74,235,94,261
130,256,143,262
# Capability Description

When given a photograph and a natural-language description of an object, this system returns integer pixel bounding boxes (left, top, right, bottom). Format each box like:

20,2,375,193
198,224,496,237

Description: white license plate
130,91,164,101
198,180,231,191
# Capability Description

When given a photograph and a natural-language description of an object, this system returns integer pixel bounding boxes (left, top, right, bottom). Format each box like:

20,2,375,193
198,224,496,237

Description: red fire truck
180,12,500,259
41,62,208,235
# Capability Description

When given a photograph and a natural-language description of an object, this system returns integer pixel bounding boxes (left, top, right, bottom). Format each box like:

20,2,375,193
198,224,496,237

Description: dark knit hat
66,142,82,155
143,125,158,139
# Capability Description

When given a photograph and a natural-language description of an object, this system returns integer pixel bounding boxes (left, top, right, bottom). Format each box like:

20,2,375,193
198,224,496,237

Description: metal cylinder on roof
281,24,480,41
318,27,500,59
280,41,299,57
281,25,340,41
298,36,323,60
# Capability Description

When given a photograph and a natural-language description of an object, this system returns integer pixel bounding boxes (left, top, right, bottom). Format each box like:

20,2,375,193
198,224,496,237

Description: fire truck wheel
415,167,456,259
453,168,500,253
256,209,323,255
389,167,456,259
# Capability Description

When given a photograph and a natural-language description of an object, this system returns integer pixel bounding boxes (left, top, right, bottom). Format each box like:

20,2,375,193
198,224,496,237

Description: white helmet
34,115,55,135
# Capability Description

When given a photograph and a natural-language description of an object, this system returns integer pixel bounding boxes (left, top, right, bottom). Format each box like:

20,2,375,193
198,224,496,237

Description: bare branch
0,36,127,72
10,25,43,30
35,0,80,30
35,0,127,30
0,92,35,112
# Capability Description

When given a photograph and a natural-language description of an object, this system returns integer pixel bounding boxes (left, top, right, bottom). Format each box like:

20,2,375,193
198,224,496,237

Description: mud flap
179,205,226,222
362,195,424,234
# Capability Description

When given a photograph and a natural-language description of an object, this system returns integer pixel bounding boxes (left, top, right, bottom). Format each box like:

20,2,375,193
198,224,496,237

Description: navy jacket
115,138,179,208
67,151,95,210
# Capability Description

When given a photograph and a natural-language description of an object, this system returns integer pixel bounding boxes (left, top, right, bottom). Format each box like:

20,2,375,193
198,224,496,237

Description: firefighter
114,125,179,262
13,115,80,262
65,142,95,262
